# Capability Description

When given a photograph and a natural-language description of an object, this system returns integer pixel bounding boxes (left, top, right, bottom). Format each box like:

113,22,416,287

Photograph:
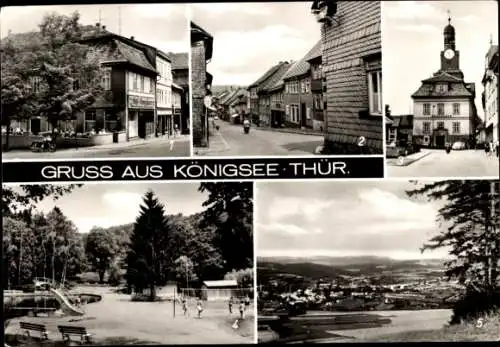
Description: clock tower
440,12,461,76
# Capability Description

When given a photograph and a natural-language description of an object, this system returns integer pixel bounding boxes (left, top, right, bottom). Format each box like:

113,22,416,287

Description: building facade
156,51,173,136
311,0,383,154
482,43,499,143
307,47,324,131
412,17,478,148
259,62,291,127
191,22,213,147
171,53,190,134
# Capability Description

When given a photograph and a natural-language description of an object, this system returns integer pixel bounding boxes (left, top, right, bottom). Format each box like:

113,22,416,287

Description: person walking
244,295,251,309
182,296,188,316
196,298,203,319
239,300,245,320
228,296,233,314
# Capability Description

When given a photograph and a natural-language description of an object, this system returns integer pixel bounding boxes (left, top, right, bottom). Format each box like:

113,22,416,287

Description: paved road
199,122,323,156
388,149,499,178
2,137,190,160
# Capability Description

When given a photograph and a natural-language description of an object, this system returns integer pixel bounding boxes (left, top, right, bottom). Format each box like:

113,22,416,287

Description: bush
108,265,122,287
450,290,500,325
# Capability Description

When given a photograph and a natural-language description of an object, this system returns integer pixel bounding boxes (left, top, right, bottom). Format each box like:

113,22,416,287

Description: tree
125,191,170,301
407,180,500,322
174,255,198,290
34,12,102,137
199,182,253,272
85,227,119,283
2,184,82,216
0,38,37,151
224,268,254,288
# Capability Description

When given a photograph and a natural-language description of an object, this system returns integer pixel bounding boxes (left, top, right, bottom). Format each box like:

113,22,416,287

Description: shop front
128,95,155,139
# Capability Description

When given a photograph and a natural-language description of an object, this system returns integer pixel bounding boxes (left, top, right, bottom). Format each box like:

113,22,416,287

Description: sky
383,1,499,120
0,4,189,53
256,180,452,260
190,2,319,86
21,183,208,234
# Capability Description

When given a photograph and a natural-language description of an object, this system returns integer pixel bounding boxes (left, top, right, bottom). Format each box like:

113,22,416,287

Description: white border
187,4,194,157
252,180,258,344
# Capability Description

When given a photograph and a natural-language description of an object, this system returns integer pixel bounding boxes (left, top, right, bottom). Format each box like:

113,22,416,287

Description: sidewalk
386,150,431,167
193,132,230,156
254,125,323,137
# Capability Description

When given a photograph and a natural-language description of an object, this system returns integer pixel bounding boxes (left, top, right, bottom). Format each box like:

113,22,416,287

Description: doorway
138,113,146,139
31,118,41,135
435,135,446,148
300,103,306,128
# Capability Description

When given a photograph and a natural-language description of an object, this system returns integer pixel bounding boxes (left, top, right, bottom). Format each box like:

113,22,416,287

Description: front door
138,113,146,139
31,118,41,135
435,135,446,148
300,103,306,127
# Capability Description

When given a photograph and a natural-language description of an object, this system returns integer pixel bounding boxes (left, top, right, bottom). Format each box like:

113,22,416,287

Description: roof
170,52,188,70
282,40,321,80
113,39,156,73
259,62,291,93
203,280,238,288
421,71,462,83
304,40,322,62
391,115,413,127
157,50,172,62
191,22,213,61
248,63,286,89
412,71,474,98
220,90,239,105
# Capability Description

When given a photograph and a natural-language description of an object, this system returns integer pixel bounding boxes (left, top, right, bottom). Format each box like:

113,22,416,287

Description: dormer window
436,83,447,93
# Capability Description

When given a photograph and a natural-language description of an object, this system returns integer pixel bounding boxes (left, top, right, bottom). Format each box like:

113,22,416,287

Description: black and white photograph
1,4,190,160
190,1,383,157
256,180,500,343
3,182,255,345
384,1,499,177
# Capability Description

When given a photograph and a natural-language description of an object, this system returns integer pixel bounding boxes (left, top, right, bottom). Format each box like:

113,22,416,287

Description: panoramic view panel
1,4,190,160
3,182,255,345
256,180,500,343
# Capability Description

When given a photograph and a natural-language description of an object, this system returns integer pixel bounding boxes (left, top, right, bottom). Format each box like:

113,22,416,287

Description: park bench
57,325,93,344
19,322,48,340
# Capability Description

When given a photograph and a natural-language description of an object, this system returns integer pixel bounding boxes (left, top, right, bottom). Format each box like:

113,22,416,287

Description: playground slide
49,288,85,316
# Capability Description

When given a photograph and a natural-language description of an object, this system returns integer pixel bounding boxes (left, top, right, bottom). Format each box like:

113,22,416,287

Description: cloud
102,191,143,218
395,24,439,33
132,4,185,18
191,3,273,15
384,1,445,21
267,196,335,222
455,15,478,23
258,223,322,236
74,217,130,234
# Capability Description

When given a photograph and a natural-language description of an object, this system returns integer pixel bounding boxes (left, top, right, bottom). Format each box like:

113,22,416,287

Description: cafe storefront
127,94,156,139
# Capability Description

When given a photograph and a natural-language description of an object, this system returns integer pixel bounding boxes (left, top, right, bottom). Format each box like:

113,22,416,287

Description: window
314,94,323,110
144,76,150,93
140,76,145,92
436,84,447,93
133,73,138,91
31,76,42,93
368,70,382,115
453,103,460,115
101,67,111,90
290,105,299,123
423,122,431,134
84,111,97,132
437,121,445,128
305,79,310,93
437,103,444,116
104,112,123,132
301,81,306,93
452,122,460,134
306,107,311,120
151,78,155,93
423,103,431,115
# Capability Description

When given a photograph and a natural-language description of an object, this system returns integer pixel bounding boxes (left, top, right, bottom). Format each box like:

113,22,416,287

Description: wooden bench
57,325,93,344
19,322,48,340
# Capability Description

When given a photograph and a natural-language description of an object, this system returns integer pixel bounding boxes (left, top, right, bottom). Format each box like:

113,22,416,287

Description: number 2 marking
357,136,366,147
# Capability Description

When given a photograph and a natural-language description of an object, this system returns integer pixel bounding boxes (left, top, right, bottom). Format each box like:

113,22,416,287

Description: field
5,286,255,345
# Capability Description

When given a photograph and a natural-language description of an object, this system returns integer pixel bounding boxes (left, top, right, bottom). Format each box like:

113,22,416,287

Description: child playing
239,300,245,320
196,298,203,319
182,297,188,316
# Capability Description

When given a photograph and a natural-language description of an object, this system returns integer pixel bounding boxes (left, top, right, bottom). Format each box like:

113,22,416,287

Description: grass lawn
5,286,255,345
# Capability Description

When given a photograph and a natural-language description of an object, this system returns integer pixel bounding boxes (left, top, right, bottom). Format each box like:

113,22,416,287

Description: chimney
130,36,135,40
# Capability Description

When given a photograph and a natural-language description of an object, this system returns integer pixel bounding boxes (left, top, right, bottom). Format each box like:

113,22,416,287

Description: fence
179,287,254,301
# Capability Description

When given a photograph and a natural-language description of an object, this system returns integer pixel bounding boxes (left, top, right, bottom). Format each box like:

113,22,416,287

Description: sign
128,95,154,109
357,136,366,147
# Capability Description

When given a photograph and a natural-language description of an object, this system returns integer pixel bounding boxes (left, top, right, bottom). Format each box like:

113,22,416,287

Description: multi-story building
191,22,213,147
481,42,498,143
268,79,286,128
282,41,321,130
259,62,291,127
306,43,324,131
172,83,183,132
411,16,479,148
170,52,190,134
311,0,383,154
156,51,173,136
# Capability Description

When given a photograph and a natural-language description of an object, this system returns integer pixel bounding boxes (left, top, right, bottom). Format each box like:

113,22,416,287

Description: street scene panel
256,180,500,343
1,4,190,160
384,1,499,177
190,1,383,157
3,182,255,345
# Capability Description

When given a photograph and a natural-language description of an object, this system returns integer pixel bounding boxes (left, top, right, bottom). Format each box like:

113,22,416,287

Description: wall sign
128,95,155,109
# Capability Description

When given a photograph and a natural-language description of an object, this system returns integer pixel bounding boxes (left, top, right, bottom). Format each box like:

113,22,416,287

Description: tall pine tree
125,191,170,301
407,180,500,322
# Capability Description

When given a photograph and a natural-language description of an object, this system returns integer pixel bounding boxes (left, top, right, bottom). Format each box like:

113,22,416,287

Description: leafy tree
199,182,253,272
2,184,82,216
34,12,102,137
125,191,170,301
407,180,500,322
85,227,119,283
224,268,254,288
174,255,198,289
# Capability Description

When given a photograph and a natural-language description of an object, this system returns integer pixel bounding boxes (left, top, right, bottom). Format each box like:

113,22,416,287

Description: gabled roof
282,40,321,80
259,62,291,93
203,280,238,288
226,89,247,106
248,63,286,89
170,52,188,70
220,90,239,105
421,71,462,83
304,40,322,62
412,81,473,98
113,39,156,73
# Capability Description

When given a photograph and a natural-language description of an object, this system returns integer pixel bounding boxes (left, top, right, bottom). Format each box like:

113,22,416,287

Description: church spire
443,10,456,50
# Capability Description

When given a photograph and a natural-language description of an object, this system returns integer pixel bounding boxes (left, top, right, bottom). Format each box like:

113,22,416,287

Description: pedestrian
182,296,188,316
489,141,495,158
239,300,245,320
485,142,490,156
228,296,233,314
244,295,251,309
496,141,499,158
196,298,203,319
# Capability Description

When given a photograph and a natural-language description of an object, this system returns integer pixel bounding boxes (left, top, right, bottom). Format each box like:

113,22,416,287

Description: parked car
452,141,466,150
